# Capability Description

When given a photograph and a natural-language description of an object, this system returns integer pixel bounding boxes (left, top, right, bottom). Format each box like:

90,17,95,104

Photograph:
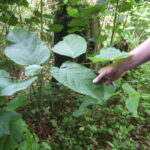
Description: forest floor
19,63,150,150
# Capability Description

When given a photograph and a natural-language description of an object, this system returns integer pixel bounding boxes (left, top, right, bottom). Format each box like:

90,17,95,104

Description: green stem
110,0,119,45
38,73,44,109
122,11,129,31
17,4,23,27
40,0,43,39
29,86,32,101
92,104,97,118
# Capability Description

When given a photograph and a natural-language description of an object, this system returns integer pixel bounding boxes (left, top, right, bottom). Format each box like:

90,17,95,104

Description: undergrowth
19,64,150,150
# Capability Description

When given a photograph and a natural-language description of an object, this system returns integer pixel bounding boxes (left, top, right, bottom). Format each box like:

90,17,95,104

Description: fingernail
93,79,97,83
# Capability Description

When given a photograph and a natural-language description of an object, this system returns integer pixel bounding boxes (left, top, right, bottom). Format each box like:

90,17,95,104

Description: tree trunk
54,4,71,67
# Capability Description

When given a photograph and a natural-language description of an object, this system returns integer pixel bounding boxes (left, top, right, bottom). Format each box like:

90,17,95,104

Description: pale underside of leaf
52,34,87,58
88,47,130,62
5,28,50,65
25,65,43,76
0,70,37,96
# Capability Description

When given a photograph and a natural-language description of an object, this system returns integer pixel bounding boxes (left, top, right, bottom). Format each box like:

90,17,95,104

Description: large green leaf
68,18,88,27
125,96,140,114
51,61,105,101
78,5,105,16
0,70,12,90
80,82,120,108
103,81,120,102
0,0,28,6
122,83,140,114
79,96,101,109
0,70,37,96
0,122,10,137
7,95,29,111
73,80,120,117
51,62,119,103
0,10,18,25
122,83,139,95
72,108,91,117
5,29,50,65
0,60,13,70
52,34,87,58
68,27,83,33
0,110,21,137
0,119,24,150
25,65,43,76
67,6,78,17
88,47,130,62
48,24,64,32
0,77,37,96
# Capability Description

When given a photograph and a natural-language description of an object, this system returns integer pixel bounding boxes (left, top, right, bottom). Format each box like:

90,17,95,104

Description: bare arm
123,37,150,71
93,38,150,84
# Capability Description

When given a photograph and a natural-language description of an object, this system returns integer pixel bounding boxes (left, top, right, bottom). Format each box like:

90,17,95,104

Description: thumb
93,73,105,83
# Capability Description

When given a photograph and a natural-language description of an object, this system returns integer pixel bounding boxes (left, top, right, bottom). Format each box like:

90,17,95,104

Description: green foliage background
0,0,150,150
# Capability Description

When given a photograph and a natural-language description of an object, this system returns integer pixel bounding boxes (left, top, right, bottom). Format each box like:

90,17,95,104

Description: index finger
93,72,105,83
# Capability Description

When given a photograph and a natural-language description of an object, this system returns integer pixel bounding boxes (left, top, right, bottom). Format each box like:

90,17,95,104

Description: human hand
93,64,124,84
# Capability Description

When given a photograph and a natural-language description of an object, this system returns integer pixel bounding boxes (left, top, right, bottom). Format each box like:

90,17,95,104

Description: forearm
118,38,150,72
129,38,150,67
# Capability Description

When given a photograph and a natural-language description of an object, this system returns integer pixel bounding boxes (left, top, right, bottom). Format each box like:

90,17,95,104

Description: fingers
93,72,105,83
104,80,112,85
93,74,113,85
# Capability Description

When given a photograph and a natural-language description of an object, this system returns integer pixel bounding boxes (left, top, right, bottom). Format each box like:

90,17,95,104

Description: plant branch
110,0,119,45
40,0,43,39
17,4,23,27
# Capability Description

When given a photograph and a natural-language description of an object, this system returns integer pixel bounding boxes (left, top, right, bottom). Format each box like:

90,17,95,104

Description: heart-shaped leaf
25,65,43,76
79,96,101,109
5,29,50,65
88,47,130,62
72,108,91,117
7,95,29,111
0,70,37,96
0,110,21,137
0,70,12,90
0,110,23,150
51,62,120,105
122,83,140,114
52,34,87,58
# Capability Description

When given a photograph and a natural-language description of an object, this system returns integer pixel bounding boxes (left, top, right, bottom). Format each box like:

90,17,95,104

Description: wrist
114,55,135,73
